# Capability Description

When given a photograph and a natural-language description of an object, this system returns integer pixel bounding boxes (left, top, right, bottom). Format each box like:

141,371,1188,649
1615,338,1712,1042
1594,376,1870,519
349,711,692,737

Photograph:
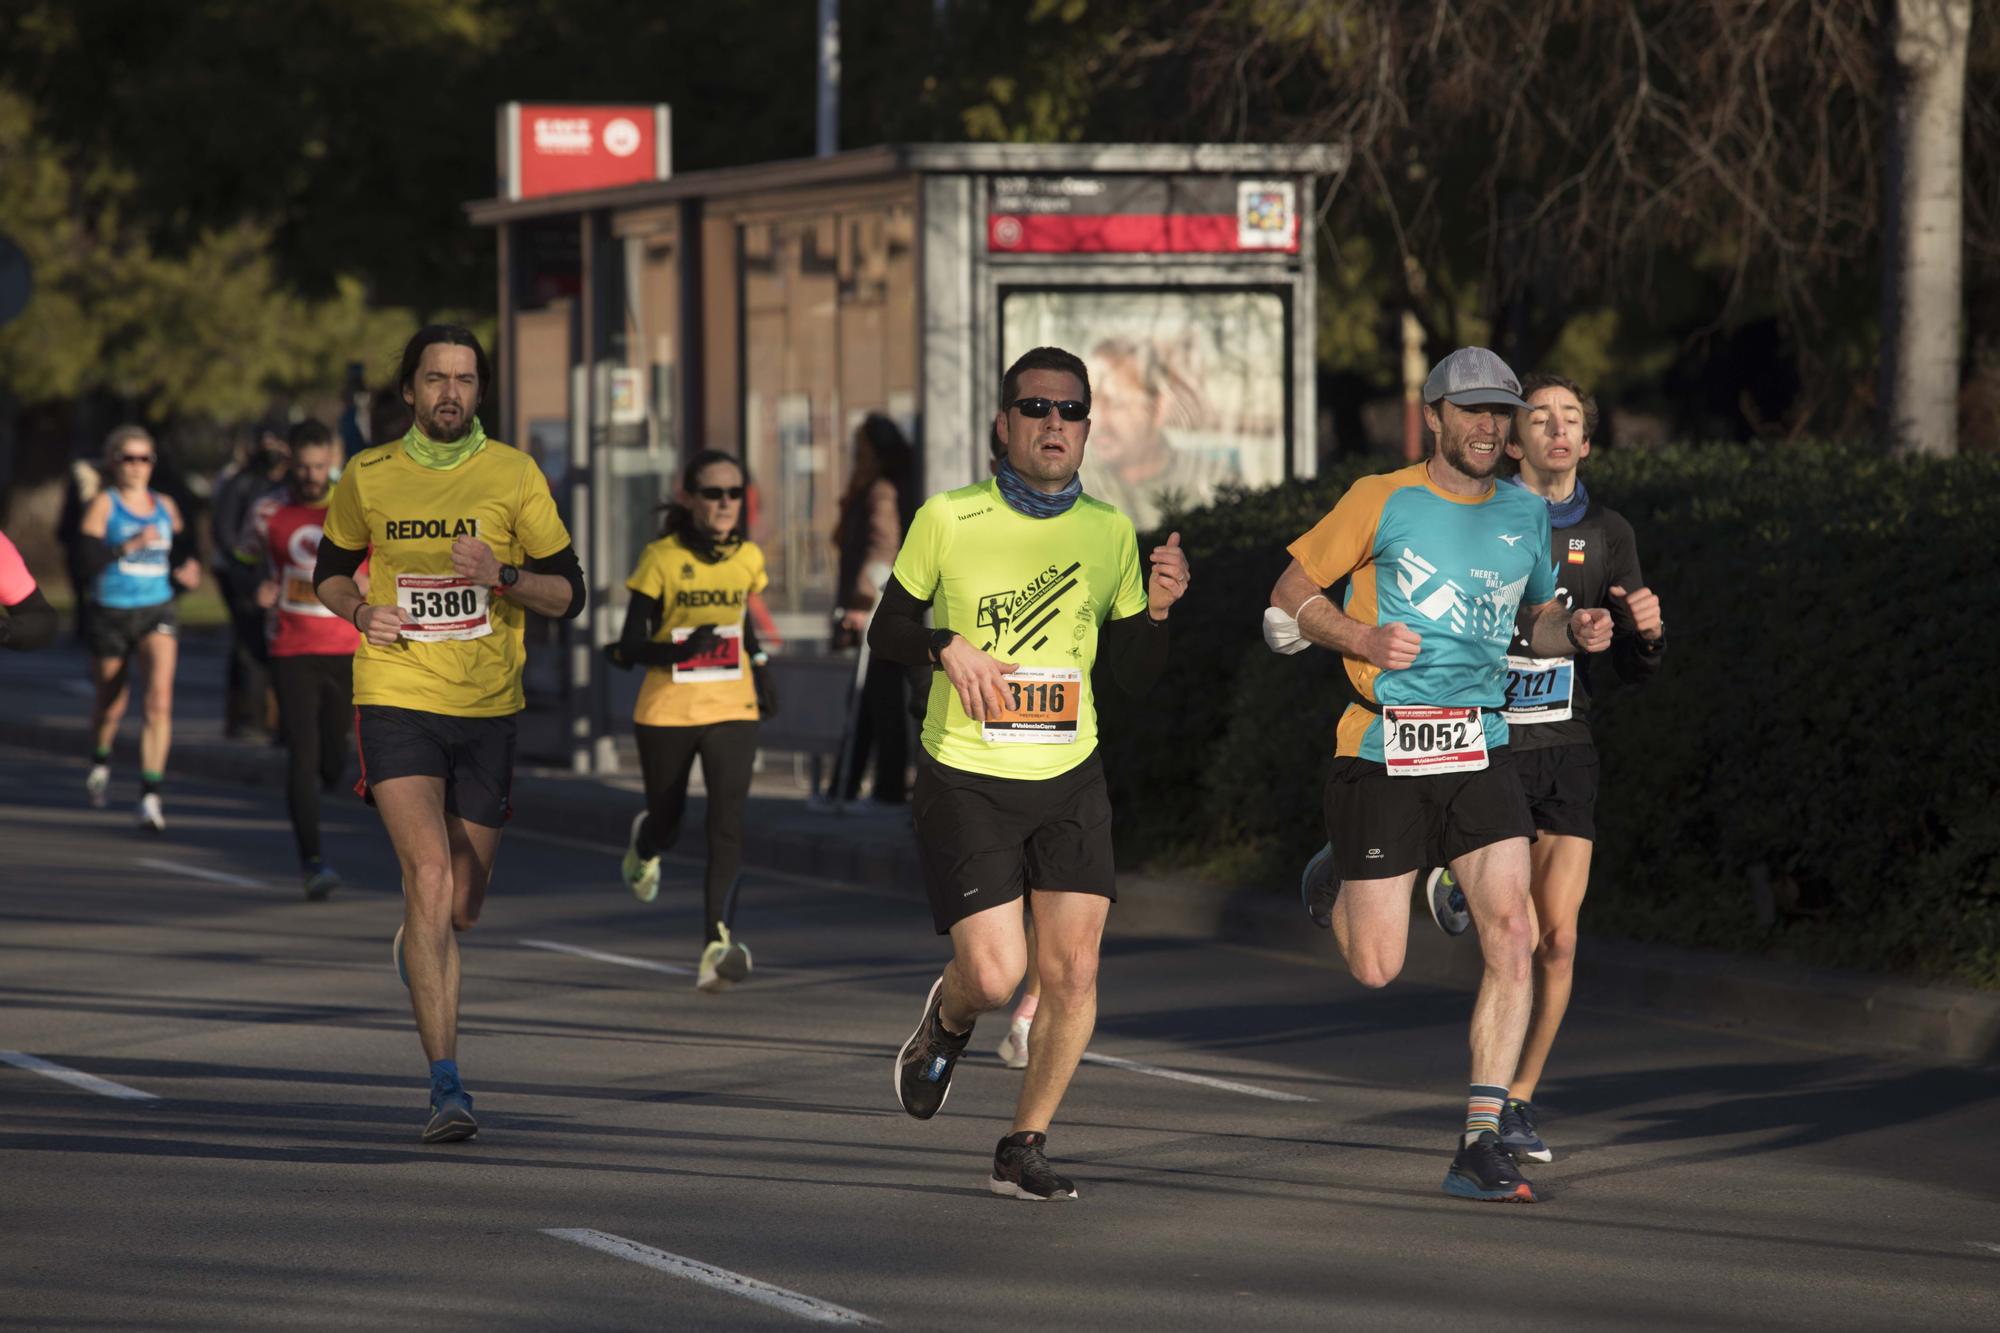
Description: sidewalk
4,633,1996,1064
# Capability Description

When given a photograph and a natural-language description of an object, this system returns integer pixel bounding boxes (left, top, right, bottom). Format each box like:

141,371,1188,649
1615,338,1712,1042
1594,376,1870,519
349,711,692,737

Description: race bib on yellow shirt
670,624,744,683
1381,704,1488,776
395,574,492,642
981,666,1081,745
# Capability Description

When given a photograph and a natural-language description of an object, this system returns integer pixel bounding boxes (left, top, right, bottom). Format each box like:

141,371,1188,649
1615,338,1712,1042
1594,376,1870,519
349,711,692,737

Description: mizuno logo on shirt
1497,533,1524,547
384,517,480,540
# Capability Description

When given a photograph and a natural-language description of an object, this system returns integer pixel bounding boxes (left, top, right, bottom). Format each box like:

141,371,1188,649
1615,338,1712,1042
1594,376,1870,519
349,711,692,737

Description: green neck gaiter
402,416,489,471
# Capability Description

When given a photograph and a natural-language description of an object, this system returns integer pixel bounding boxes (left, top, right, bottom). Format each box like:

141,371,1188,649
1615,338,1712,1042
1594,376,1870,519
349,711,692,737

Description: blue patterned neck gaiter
994,458,1082,518
1506,473,1591,529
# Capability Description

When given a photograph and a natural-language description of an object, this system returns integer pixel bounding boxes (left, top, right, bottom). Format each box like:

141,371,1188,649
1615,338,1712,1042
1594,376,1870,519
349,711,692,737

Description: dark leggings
842,657,911,802
271,654,353,862
634,720,758,943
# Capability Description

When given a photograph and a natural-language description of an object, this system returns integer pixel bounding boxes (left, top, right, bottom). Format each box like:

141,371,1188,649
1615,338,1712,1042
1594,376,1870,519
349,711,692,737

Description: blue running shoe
1424,867,1471,937
1499,1098,1552,1163
423,1085,478,1144
1443,1131,1536,1202
392,924,408,989
1301,842,1338,929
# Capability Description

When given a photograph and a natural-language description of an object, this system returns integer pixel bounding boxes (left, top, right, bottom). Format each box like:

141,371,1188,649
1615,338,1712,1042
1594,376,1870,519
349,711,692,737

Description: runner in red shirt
236,420,363,899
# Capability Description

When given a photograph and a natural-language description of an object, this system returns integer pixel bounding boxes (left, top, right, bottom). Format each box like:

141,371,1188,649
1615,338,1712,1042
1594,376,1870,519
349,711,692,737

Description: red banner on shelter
501,103,671,201
987,175,1297,254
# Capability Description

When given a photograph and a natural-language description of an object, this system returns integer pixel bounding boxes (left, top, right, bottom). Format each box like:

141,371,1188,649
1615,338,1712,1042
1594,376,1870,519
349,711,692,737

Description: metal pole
816,0,839,157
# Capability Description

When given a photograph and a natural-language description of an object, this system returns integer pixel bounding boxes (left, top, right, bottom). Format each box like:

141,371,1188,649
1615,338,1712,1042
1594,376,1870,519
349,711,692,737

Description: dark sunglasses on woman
1008,397,1089,422
696,486,745,501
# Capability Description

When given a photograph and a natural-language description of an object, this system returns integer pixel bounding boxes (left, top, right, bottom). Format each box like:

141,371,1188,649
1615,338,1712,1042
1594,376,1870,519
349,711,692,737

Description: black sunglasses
696,485,745,501
117,453,156,465
1009,396,1089,422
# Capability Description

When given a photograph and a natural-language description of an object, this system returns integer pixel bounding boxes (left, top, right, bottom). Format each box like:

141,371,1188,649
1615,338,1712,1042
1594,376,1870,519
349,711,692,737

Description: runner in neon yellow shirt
869,345,1190,1201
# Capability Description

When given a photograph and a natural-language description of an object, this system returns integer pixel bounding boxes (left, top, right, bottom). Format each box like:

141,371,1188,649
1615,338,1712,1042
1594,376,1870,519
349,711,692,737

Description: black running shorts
1323,747,1534,881
911,748,1116,935
353,704,516,828
87,600,177,660
1511,742,1599,841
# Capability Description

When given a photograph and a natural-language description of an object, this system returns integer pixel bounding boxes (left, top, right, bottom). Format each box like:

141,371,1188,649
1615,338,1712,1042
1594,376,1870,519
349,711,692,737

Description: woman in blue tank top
78,425,201,831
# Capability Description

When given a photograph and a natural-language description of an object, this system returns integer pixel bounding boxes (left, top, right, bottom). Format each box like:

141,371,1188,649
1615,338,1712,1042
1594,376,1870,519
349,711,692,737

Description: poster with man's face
1002,290,1287,531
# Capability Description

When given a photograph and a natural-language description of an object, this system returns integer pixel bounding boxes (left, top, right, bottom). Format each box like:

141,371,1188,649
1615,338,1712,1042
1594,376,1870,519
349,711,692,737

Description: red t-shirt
239,493,362,658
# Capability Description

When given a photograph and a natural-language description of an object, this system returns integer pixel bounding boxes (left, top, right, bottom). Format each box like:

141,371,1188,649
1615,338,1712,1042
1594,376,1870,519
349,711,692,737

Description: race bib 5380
395,574,491,642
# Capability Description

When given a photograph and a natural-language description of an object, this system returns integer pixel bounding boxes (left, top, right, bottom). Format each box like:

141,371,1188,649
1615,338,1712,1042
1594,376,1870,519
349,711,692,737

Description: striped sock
140,770,163,797
91,747,111,764
1465,1084,1507,1146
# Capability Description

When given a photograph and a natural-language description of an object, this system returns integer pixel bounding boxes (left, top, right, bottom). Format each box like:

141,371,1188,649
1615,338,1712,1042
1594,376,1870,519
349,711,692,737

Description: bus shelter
464,141,1345,770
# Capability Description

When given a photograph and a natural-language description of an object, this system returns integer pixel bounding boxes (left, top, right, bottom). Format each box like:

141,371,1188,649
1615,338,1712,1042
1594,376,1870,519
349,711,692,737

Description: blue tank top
96,490,175,609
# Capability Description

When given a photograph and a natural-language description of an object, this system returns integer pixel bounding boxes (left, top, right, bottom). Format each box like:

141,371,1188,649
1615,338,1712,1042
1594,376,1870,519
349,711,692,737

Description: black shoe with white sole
989,1131,1078,1201
1300,842,1338,929
895,975,970,1120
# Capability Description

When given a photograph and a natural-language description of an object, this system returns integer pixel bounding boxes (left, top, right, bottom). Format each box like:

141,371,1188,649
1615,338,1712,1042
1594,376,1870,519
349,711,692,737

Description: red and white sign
501,103,671,202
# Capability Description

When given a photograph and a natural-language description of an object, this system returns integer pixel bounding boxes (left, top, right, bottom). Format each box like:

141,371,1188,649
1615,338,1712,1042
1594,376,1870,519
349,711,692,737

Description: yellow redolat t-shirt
627,534,769,728
322,439,572,717
891,478,1148,781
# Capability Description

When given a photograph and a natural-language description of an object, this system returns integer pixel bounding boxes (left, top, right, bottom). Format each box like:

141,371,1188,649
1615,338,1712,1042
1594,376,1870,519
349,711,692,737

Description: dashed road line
520,938,693,976
0,1050,158,1101
1080,1051,1315,1103
541,1228,878,1325
137,857,266,889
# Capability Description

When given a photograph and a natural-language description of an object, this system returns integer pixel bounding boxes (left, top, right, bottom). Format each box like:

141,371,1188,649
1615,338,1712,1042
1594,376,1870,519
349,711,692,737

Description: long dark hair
397,324,491,402
658,448,748,561
834,414,915,541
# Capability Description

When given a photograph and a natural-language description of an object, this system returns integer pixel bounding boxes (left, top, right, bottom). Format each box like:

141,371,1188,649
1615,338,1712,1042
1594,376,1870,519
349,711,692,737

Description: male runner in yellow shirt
313,325,586,1143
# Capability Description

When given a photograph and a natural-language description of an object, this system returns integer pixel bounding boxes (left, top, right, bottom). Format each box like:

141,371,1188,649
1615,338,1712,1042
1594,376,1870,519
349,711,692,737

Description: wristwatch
929,628,959,664
497,563,520,592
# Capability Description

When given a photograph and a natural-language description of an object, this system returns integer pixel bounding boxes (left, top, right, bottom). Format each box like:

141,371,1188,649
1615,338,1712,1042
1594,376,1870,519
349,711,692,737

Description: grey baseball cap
1422,347,1530,409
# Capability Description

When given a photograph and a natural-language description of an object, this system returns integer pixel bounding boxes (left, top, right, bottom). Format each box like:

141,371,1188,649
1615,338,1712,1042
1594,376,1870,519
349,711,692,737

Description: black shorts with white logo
1512,741,1599,841
353,704,516,829
87,600,177,660
911,748,1116,935
1323,746,1534,881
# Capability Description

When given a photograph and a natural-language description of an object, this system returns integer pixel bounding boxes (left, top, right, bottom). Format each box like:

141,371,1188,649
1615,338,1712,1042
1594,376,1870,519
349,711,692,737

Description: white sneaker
622,811,661,903
997,1015,1032,1070
86,764,110,809
136,792,165,833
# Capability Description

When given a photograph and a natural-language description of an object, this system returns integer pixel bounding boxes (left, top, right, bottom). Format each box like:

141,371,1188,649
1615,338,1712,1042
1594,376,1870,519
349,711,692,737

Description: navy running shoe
895,976,970,1120
423,1085,478,1144
1443,1131,1536,1202
1301,842,1338,929
1499,1098,1552,1163
1424,867,1471,937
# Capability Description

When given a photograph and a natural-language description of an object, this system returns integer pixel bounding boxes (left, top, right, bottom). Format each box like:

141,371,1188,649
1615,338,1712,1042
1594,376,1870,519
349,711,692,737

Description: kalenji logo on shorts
384,517,480,541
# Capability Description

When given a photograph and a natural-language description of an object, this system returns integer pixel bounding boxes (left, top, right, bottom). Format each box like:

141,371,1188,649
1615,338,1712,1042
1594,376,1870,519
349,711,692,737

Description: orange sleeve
1286,475,1387,588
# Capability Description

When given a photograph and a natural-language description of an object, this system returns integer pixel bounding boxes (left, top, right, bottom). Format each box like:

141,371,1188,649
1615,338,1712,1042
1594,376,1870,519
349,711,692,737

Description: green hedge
1097,444,2000,989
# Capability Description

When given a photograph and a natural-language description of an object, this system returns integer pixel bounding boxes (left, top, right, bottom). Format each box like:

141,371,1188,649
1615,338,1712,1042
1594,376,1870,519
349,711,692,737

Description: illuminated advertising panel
1002,289,1288,531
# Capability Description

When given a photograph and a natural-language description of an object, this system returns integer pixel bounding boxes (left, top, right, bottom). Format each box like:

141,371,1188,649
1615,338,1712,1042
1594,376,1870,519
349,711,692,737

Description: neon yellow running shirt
892,478,1148,781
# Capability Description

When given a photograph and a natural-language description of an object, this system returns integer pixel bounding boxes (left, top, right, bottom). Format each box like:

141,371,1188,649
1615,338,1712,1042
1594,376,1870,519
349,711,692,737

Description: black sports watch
497,563,520,592
929,628,959,665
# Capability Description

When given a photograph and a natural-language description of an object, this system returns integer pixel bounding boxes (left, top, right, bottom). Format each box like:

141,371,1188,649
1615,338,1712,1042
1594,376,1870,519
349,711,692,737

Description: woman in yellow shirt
604,450,770,991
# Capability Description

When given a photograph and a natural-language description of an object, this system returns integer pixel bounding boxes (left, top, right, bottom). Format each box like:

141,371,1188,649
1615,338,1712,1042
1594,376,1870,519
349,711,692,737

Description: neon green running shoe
623,811,661,903
696,923,751,993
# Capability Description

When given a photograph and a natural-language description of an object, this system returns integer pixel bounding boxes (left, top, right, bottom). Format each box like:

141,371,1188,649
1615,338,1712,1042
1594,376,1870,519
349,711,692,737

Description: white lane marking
137,857,266,889
519,939,693,976
506,825,910,901
542,1228,877,1326
0,1050,159,1101
1080,1051,1316,1103
1970,1242,2000,1256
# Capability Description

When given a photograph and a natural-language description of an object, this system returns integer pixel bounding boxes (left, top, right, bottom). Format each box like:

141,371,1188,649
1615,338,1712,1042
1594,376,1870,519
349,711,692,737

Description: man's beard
1438,429,1501,478
420,407,470,442
294,481,327,503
